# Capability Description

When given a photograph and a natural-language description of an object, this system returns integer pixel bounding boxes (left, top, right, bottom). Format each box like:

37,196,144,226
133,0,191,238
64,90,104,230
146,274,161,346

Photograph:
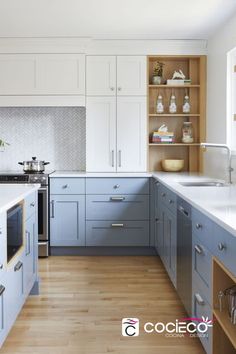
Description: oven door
38,187,48,241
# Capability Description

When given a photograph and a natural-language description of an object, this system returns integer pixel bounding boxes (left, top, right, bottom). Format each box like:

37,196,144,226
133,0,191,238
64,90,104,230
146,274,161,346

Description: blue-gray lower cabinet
0,275,6,347
50,195,85,246
86,221,149,246
24,214,36,296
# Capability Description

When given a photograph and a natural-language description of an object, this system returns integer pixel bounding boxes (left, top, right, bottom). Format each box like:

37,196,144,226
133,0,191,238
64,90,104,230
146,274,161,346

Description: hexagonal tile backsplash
0,107,86,171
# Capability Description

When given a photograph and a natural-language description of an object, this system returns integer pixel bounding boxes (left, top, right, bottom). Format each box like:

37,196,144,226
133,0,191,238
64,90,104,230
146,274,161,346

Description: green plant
0,139,10,148
153,61,164,77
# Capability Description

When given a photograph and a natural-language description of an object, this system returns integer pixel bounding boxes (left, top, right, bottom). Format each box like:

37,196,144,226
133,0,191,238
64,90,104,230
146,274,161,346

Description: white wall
205,12,236,181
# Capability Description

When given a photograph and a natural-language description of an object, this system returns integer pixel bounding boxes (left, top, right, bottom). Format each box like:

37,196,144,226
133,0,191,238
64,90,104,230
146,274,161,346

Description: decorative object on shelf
151,124,174,144
219,286,236,324
0,138,10,152
152,61,164,85
161,159,184,172
183,94,191,113
182,122,194,143
156,94,164,113
169,93,177,113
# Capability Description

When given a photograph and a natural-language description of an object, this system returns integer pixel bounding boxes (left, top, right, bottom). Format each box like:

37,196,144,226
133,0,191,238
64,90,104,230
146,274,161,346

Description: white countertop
0,184,40,213
152,172,236,237
51,171,152,178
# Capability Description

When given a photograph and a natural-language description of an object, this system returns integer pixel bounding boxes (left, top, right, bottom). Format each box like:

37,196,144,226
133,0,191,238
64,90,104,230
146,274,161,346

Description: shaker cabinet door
117,96,147,172
86,56,116,96
50,195,85,246
117,56,147,96
86,96,116,172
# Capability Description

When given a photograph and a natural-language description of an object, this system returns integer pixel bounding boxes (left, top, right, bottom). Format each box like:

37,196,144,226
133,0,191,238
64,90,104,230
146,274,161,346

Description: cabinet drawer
25,192,36,220
192,284,212,354
50,178,85,194
159,184,177,214
86,221,149,246
86,178,149,195
192,234,212,305
192,208,213,250
212,224,236,276
86,195,149,220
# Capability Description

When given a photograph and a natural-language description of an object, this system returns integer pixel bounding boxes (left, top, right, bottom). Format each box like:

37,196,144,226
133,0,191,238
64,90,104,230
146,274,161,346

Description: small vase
152,75,162,85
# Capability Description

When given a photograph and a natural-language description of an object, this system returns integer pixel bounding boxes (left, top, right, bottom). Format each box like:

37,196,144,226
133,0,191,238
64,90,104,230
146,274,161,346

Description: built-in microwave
7,203,23,262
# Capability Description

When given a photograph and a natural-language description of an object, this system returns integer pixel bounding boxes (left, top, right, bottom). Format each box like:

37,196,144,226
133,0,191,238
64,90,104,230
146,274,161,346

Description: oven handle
39,187,48,192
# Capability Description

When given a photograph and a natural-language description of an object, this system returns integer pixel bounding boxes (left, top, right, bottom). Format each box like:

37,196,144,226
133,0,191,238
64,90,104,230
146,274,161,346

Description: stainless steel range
0,171,53,257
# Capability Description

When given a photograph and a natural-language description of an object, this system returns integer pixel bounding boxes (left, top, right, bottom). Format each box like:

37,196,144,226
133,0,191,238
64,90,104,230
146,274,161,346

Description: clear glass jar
183,95,191,113
182,122,194,143
156,95,164,113
169,94,177,113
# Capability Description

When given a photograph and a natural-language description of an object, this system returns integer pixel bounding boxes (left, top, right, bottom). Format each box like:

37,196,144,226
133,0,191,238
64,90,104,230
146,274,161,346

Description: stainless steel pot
18,157,50,173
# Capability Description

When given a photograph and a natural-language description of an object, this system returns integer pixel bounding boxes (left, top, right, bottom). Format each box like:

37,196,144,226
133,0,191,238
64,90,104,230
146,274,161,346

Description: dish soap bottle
156,94,164,114
183,94,191,113
169,94,177,113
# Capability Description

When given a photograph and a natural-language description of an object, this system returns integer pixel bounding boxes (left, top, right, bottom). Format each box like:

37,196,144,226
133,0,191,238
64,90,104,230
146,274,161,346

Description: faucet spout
200,143,233,184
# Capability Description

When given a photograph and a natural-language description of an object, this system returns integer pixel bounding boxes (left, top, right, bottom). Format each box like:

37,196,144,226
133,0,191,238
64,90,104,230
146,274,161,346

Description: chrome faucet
200,143,234,184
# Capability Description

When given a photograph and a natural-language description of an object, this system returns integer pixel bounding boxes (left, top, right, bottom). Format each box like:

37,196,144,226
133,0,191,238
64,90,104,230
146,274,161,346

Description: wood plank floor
1,256,205,354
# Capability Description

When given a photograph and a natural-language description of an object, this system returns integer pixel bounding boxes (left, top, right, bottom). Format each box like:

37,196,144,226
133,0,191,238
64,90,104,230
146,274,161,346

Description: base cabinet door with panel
50,195,85,246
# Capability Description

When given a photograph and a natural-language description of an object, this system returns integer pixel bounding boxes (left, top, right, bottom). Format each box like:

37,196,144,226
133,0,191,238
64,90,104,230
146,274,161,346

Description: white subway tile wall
0,107,86,171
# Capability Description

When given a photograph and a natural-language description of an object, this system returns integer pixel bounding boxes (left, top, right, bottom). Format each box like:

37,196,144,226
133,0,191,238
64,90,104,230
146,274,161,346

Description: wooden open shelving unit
147,55,206,172
212,257,236,354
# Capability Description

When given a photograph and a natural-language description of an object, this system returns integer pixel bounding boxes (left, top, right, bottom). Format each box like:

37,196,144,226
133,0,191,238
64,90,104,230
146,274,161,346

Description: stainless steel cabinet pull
114,184,120,189
30,202,35,207
161,192,166,197
111,223,124,228
155,181,160,186
14,261,23,272
195,293,205,306
0,285,5,296
110,196,125,201
196,223,202,230
218,243,226,251
194,244,203,254
51,200,55,218
118,150,121,167
110,87,115,91
111,150,115,167
0,264,3,270
62,184,68,189
118,87,122,91
26,231,31,256
169,199,173,204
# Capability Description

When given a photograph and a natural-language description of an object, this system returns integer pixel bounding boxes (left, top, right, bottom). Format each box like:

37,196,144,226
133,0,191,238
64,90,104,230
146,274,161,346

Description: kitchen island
0,184,40,347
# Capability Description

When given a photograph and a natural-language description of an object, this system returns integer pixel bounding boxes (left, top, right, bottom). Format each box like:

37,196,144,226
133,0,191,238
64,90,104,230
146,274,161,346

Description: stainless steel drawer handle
194,244,203,254
218,243,226,251
118,87,122,91
161,192,166,197
30,202,35,207
118,150,122,167
114,184,120,189
110,87,115,91
62,184,68,189
110,197,125,201
14,261,23,272
196,223,202,230
0,264,3,270
111,224,124,228
111,150,115,167
195,293,205,306
169,199,174,204
0,285,5,296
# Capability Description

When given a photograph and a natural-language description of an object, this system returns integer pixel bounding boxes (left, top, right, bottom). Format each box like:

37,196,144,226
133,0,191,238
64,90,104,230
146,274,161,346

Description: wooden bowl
161,159,184,172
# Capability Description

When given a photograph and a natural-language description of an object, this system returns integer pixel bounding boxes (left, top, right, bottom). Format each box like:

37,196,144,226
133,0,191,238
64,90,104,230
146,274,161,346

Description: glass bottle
169,94,177,113
183,94,191,113
182,122,194,143
156,94,164,114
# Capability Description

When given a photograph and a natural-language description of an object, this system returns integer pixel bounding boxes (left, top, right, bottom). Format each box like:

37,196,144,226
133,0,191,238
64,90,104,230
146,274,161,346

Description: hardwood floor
1,256,205,354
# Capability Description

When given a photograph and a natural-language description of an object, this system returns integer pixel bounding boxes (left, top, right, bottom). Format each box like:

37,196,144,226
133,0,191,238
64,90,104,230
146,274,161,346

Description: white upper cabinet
86,96,116,172
117,96,147,172
117,56,147,96
0,54,85,96
86,56,116,96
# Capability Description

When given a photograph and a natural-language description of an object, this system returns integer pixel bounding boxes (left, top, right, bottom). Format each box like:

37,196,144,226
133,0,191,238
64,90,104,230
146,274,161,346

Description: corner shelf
212,257,236,354
147,55,206,172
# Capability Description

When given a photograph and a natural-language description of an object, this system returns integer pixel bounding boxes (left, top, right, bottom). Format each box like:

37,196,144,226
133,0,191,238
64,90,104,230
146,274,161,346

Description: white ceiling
0,0,235,39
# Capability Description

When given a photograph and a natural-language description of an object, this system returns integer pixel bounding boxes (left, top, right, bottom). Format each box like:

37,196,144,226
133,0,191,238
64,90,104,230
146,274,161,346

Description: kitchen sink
179,181,227,187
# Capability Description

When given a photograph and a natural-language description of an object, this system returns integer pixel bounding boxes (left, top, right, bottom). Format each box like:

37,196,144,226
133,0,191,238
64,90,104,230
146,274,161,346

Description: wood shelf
148,55,206,172
149,114,200,117
214,309,236,349
149,84,200,88
149,143,200,146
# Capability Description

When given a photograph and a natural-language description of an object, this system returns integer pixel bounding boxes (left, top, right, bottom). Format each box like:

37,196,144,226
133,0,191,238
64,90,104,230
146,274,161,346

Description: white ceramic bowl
161,159,184,172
